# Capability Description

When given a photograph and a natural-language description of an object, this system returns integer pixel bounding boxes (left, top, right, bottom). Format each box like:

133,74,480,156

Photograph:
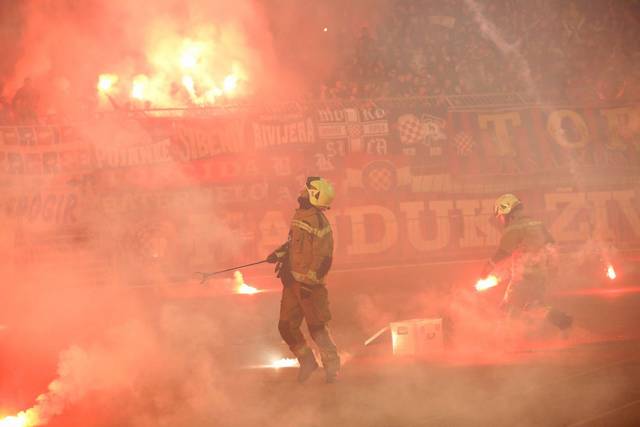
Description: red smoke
2,0,282,114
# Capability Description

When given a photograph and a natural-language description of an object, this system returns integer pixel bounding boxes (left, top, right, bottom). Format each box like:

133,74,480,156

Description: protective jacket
491,211,555,269
289,207,334,285
490,210,557,307
273,207,334,285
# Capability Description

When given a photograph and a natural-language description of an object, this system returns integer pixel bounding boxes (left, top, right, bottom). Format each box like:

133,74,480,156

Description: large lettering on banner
478,112,522,157
172,117,245,161
546,109,590,149
2,100,640,282
250,104,316,150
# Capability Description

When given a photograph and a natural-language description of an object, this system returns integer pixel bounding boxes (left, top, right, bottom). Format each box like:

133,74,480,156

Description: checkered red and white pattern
454,132,475,156
397,114,427,146
363,162,395,192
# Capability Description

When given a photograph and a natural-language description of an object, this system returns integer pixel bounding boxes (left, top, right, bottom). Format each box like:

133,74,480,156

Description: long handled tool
195,260,268,284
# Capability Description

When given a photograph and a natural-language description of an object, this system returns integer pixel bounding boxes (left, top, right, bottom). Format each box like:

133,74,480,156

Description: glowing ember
606,265,617,280
475,275,499,292
97,73,118,94
0,410,38,427
130,75,148,100
270,358,298,369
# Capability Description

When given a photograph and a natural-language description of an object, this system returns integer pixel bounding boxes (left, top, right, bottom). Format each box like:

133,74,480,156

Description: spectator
12,77,39,124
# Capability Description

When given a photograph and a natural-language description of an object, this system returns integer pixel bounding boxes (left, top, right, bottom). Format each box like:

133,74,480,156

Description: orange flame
606,264,617,280
96,30,251,108
475,275,499,292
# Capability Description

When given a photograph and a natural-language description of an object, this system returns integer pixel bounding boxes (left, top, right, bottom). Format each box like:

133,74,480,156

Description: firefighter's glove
266,252,279,263
274,261,283,277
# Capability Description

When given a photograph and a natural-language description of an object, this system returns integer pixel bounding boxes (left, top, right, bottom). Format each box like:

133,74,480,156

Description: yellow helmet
494,193,521,217
306,177,335,209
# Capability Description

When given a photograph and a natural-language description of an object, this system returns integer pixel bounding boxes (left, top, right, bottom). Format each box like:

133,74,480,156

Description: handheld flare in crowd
475,275,499,292
196,260,268,284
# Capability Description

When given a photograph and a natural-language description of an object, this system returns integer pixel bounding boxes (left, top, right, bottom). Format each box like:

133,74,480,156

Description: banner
1,100,639,281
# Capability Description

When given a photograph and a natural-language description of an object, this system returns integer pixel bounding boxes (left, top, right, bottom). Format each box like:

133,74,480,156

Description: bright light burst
97,29,251,108
475,275,499,292
0,410,38,427
179,42,201,70
270,358,298,369
97,73,118,94
606,264,617,280
236,283,259,295
181,75,195,95
223,74,238,93
130,75,148,100
233,270,260,294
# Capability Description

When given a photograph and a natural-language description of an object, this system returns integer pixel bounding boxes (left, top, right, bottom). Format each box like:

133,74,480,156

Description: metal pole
195,260,268,284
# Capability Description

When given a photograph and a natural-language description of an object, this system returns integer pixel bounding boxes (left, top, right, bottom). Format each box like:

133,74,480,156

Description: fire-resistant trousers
277,280,339,368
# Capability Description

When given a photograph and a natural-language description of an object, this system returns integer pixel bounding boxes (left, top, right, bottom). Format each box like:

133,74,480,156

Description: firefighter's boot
294,347,318,383
322,353,341,383
310,325,340,383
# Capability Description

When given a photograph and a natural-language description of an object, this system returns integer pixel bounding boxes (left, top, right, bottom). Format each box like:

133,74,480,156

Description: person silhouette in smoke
482,194,573,345
266,177,340,383
11,77,39,125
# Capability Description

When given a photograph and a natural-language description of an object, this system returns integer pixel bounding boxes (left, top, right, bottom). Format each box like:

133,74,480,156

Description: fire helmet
306,177,335,209
494,193,521,217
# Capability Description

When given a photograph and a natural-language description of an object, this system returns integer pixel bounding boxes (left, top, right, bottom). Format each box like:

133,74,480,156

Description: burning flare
96,30,250,108
233,271,259,294
606,264,617,280
130,75,148,100
270,358,299,369
475,275,499,292
97,73,118,94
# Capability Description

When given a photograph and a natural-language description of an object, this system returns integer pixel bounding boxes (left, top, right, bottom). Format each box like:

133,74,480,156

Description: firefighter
482,194,573,338
266,177,340,383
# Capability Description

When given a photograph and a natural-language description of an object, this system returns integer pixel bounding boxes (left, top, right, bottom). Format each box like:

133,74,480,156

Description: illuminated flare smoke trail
233,271,259,294
606,264,617,280
475,275,499,292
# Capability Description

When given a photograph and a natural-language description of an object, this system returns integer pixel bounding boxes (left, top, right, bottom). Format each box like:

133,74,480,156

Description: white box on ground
390,318,443,356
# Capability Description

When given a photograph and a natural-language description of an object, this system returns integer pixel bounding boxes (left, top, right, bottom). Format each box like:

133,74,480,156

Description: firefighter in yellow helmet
482,194,572,338
266,177,340,383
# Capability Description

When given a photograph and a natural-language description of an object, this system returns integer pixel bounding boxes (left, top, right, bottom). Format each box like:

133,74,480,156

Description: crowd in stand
0,0,638,125
318,0,640,102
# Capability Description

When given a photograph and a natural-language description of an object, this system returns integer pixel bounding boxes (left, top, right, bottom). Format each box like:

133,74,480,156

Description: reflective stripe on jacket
288,207,333,285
